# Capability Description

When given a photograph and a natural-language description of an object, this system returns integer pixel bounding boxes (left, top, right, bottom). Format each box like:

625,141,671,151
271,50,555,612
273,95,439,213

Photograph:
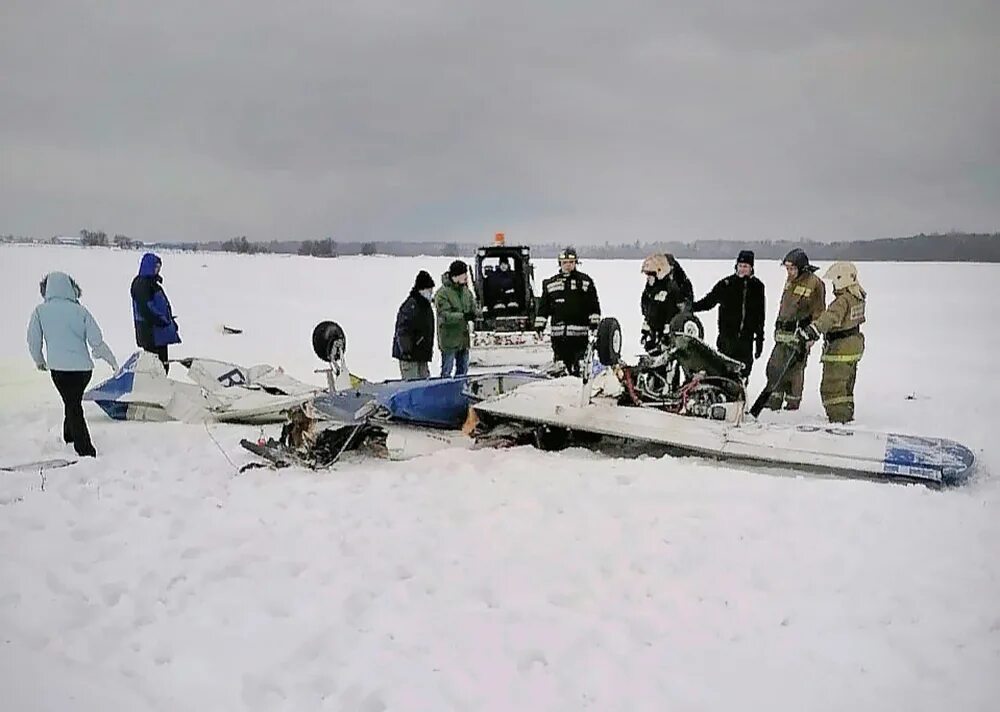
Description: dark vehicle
469,233,551,367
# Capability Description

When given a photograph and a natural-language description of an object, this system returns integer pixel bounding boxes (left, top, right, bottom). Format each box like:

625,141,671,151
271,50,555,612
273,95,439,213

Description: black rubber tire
596,317,622,366
312,321,347,362
669,312,704,339
534,425,571,451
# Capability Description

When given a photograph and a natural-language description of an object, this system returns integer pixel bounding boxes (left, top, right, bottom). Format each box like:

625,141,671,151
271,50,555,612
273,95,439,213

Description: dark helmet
558,246,578,262
782,248,817,272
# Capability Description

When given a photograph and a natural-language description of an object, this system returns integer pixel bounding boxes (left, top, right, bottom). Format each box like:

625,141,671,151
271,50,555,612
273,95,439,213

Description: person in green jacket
434,260,477,377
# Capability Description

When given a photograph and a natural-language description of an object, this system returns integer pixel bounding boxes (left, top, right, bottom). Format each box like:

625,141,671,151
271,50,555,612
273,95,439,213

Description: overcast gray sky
2,1,998,244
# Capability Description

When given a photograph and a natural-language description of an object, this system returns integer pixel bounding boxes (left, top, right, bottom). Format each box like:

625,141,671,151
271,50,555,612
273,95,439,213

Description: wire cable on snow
203,421,241,474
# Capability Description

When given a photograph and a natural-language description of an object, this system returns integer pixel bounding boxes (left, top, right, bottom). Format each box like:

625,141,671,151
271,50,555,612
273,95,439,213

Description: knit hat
736,250,755,266
413,270,435,290
448,260,468,277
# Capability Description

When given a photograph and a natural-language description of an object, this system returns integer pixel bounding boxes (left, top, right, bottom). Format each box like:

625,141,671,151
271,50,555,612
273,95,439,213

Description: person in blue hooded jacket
27,272,118,458
131,253,180,373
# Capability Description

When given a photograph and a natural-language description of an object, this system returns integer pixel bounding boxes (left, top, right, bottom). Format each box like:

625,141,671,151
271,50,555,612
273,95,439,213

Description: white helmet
823,261,859,290
640,253,672,280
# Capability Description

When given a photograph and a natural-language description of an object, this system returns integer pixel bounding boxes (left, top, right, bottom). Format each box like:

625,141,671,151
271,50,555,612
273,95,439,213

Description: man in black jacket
392,270,436,379
692,250,766,381
535,246,601,376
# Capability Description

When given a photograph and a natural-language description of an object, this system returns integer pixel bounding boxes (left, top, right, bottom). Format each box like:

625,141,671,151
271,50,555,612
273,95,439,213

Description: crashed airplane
84,319,978,487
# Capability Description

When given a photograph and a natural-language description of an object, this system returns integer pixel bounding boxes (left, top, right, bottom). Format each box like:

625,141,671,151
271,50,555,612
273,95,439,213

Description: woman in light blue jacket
27,272,118,458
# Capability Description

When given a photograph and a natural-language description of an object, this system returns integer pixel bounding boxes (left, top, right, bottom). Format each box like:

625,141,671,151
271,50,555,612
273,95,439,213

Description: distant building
51,235,84,246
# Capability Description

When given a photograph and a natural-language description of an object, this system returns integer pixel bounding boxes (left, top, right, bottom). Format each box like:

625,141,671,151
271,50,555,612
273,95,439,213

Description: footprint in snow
45,570,80,598
339,686,387,712
100,582,127,607
282,561,308,578
0,592,21,607
70,526,110,542
517,650,549,672
241,675,287,711
264,600,291,619
288,630,331,665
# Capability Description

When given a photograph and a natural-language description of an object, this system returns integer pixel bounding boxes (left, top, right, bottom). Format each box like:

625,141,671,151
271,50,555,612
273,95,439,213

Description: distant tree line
221,236,271,254
80,229,108,246
547,232,1000,262
298,238,338,257
5,230,997,262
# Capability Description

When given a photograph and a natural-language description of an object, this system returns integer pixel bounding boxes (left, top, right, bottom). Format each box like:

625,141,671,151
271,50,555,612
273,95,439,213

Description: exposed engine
614,334,747,420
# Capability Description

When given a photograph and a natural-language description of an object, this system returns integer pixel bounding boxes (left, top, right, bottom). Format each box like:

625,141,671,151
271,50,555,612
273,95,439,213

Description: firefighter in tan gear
797,261,866,423
764,248,826,410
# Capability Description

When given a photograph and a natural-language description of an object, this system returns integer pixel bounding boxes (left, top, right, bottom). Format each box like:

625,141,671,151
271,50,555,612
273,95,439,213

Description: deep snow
1,244,998,711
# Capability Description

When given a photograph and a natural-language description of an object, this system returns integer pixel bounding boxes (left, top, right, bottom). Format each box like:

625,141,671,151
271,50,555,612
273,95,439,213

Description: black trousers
143,345,170,374
552,335,588,377
51,370,96,457
717,334,755,381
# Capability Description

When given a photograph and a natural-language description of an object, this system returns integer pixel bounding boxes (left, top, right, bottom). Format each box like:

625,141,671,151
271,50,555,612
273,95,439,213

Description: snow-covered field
1,244,998,711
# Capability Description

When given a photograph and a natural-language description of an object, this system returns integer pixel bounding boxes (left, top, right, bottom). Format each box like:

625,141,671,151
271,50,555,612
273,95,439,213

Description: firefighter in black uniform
534,246,601,376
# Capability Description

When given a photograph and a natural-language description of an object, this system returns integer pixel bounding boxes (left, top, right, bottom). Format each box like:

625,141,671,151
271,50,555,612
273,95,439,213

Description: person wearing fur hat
434,260,476,377
27,272,119,457
392,270,436,380
762,248,826,411
692,250,766,381
796,261,866,423
639,253,694,353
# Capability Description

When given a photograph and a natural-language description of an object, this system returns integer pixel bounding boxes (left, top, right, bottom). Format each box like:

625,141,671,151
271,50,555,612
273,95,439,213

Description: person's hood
440,271,466,288
138,252,162,277
41,271,81,302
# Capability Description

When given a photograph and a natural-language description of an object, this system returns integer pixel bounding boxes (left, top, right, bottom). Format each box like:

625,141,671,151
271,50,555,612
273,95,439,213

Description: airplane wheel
670,313,704,339
312,321,347,362
596,317,622,366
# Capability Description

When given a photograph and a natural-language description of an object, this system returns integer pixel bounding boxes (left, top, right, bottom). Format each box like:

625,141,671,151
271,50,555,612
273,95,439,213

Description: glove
36,362,47,371
589,314,601,331
754,338,763,360
796,325,819,343
106,358,120,372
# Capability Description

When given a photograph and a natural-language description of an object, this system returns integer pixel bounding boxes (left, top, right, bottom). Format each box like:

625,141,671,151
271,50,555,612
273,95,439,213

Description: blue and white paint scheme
85,351,321,424
472,377,978,487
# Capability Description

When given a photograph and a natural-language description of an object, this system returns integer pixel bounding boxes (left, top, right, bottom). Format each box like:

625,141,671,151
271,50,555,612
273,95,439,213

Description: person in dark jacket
692,250,766,381
392,270,436,380
484,256,524,315
639,253,694,352
130,253,180,373
534,246,601,376
27,272,118,457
